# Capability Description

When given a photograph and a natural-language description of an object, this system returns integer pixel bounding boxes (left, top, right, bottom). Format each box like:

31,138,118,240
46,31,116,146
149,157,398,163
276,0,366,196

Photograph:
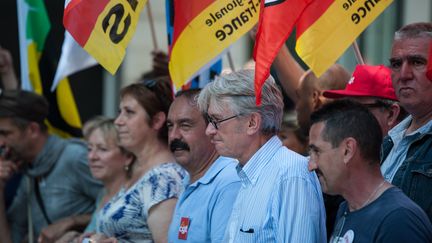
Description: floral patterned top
96,162,187,242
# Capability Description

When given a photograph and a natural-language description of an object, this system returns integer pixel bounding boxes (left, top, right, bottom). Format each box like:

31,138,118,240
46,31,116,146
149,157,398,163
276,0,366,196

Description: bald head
296,64,350,135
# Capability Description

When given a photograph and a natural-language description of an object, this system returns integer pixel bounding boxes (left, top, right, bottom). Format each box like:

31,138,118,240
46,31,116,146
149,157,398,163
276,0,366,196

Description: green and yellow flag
17,0,82,137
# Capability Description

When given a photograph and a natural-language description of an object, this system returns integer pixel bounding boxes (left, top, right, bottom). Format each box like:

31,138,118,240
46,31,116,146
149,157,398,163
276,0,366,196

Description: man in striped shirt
197,69,326,242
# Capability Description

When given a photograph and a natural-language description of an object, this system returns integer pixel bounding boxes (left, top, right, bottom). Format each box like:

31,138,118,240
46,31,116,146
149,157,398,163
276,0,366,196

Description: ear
246,113,261,135
386,103,401,128
342,137,357,165
26,122,41,139
312,90,323,110
124,153,135,167
151,111,167,130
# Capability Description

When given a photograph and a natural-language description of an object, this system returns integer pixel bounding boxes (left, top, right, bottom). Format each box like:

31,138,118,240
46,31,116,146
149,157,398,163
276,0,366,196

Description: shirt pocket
237,225,275,242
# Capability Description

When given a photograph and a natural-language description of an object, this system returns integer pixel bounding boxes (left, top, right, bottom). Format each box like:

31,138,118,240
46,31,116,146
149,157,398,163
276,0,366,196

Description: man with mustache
308,99,432,242
166,89,240,243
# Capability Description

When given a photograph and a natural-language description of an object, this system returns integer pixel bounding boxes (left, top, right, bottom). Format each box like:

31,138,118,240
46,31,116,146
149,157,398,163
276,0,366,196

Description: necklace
360,180,386,209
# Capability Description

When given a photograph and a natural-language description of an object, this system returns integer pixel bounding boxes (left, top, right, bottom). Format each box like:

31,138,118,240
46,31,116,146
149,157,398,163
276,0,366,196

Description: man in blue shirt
167,89,241,243
197,70,326,243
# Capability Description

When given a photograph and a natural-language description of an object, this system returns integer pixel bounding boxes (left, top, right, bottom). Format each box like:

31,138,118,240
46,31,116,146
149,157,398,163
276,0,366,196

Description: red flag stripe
172,0,213,44
296,0,333,37
64,0,110,46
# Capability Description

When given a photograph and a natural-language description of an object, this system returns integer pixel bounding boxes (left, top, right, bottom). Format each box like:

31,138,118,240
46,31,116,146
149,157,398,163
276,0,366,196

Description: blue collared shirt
381,116,432,182
168,156,241,243
223,136,326,243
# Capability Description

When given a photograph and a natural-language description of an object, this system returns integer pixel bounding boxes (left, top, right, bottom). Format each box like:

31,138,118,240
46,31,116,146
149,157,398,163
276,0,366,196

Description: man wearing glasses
197,69,326,243
308,99,432,242
323,64,404,135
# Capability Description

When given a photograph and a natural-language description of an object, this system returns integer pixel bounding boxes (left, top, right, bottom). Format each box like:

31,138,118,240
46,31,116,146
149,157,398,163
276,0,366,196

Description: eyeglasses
361,100,391,110
205,114,239,130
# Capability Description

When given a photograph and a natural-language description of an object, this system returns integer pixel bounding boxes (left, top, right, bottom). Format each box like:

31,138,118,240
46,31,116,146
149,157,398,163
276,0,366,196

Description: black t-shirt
330,187,432,243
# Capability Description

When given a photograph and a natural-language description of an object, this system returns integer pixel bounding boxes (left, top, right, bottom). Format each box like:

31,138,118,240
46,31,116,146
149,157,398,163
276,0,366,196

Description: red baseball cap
323,64,398,101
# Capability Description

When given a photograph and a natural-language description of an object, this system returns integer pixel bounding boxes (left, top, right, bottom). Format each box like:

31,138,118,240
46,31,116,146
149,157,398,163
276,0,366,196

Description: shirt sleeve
276,175,326,243
142,165,184,214
376,208,432,242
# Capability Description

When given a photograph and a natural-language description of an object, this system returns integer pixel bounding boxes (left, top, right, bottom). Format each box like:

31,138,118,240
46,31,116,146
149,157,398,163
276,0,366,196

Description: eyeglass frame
205,113,240,130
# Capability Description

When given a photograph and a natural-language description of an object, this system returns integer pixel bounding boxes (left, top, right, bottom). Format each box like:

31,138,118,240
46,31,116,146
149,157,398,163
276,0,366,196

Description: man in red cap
323,64,404,135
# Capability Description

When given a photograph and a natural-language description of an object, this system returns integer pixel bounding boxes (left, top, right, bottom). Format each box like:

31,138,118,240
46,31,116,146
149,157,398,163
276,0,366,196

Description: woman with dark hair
90,77,186,243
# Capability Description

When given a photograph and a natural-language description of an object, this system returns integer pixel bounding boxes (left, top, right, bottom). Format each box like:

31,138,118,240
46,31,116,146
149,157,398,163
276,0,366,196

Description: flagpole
227,51,235,71
352,41,365,65
146,0,158,50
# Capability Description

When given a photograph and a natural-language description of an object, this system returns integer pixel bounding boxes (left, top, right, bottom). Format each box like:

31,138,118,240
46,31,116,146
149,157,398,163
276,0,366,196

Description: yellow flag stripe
169,0,260,89
296,0,393,76
84,0,148,74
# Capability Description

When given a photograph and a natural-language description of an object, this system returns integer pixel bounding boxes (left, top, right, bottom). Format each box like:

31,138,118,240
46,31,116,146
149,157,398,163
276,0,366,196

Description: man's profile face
390,37,432,113
0,117,29,162
308,122,344,195
167,96,214,169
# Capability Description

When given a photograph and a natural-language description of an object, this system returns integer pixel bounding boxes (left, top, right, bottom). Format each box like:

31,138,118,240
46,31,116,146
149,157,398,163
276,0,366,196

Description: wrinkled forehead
207,96,234,116
391,37,431,57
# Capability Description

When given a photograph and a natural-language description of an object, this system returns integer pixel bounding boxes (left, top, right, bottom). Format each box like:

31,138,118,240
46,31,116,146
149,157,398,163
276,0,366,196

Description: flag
427,40,432,81
64,0,148,75
52,31,98,91
253,0,311,105
17,0,82,137
166,0,222,91
169,0,259,90
296,0,393,77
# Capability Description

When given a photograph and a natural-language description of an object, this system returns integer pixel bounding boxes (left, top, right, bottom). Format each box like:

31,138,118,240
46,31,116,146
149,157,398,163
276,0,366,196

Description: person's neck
26,133,49,164
238,134,273,165
343,170,389,212
187,150,218,184
407,108,432,134
104,175,128,197
130,140,174,183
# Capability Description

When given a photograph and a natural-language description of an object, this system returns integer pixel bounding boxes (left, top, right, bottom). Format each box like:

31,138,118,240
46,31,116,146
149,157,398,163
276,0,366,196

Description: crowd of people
0,21,431,243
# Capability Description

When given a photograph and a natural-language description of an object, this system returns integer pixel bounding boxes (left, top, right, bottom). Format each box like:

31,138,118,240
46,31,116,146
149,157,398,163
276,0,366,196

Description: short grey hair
394,22,432,40
197,69,284,135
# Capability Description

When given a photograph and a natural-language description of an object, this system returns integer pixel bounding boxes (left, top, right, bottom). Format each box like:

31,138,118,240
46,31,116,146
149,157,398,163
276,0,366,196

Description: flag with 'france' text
64,0,148,74
169,0,259,90
166,0,222,91
296,0,393,77
253,0,312,105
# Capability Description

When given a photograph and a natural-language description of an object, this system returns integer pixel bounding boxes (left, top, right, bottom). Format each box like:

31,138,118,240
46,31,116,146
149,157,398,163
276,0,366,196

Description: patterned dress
96,162,187,242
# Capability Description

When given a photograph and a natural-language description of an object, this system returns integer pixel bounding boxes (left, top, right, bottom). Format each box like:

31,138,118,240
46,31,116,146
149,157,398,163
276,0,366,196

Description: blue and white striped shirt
223,136,326,243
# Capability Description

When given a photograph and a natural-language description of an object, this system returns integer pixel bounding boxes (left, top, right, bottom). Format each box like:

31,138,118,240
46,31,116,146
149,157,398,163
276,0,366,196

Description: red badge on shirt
178,217,190,240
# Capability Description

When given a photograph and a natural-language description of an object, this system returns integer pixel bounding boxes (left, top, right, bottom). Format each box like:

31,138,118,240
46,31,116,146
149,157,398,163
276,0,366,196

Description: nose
87,149,98,162
168,125,181,143
205,123,216,136
114,113,124,126
398,61,414,82
308,159,317,172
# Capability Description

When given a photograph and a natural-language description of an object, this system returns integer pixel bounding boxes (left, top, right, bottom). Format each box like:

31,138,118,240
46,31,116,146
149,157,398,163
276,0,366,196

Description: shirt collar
388,115,432,141
237,136,282,186
188,156,237,187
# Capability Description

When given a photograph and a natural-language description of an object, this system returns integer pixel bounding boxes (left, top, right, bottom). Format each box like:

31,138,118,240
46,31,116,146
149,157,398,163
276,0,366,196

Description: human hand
151,50,169,76
0,47,13,74
38,218,75,243
80,233,117,243
0,150,20,187
54,231,80,243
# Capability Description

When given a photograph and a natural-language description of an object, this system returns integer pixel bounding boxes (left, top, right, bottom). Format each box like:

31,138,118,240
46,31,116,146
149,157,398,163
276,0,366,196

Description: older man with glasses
197,69,326,243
